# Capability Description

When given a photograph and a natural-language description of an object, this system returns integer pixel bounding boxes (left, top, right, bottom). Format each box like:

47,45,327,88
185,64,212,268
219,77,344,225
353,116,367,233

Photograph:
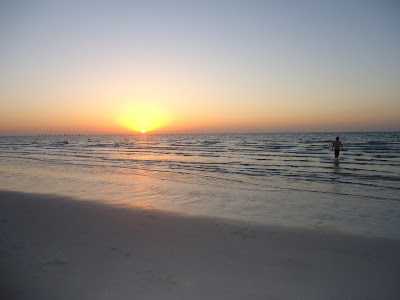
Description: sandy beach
1,190,399,299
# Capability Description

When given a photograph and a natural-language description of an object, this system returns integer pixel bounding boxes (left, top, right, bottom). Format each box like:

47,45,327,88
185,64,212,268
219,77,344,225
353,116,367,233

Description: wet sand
1,190,399,299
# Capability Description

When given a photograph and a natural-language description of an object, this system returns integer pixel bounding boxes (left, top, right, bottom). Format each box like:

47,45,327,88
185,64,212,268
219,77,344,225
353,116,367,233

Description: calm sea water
1,132,399,238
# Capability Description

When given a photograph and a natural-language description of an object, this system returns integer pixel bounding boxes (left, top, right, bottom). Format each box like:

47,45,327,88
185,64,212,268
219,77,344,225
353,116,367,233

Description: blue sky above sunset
0,0,399,135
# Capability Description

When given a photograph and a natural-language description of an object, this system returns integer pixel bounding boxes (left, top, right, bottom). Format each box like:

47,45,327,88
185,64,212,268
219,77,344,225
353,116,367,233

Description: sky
0,0,399,135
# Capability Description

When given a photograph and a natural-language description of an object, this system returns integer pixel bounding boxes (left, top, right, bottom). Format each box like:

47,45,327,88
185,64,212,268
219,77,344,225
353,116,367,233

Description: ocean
1,132,399,238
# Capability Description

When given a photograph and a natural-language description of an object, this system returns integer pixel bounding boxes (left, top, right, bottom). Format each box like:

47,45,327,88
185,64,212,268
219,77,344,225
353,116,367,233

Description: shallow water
1,132,399,238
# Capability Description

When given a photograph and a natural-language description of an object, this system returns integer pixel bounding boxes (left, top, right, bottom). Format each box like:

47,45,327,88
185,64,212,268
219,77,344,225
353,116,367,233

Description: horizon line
1,129,399,137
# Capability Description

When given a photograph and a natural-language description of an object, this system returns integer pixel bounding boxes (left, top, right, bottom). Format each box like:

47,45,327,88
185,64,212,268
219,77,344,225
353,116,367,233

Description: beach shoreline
1,190,399,299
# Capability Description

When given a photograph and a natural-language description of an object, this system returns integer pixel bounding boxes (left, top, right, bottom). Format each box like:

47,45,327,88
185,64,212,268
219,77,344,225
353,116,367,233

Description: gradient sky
1,0,399,135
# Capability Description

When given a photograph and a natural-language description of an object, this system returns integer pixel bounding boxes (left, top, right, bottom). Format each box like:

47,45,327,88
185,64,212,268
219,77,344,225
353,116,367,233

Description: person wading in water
332,137,343,158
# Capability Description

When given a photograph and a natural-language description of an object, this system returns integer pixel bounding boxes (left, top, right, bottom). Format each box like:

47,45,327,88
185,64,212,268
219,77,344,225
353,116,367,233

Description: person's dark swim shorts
335,148,340,156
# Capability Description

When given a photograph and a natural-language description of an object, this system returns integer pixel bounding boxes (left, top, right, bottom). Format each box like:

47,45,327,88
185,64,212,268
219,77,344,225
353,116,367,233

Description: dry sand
1,190,399,299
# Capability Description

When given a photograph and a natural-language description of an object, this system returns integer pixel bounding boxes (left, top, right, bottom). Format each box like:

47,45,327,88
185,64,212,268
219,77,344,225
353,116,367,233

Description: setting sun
117,103,169,133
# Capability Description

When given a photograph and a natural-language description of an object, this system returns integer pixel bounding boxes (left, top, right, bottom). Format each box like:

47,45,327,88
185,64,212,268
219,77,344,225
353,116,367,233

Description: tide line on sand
0,190,399,299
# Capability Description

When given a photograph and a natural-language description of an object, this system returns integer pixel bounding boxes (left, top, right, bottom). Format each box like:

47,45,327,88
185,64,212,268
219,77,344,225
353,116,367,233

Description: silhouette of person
332,137,343,158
